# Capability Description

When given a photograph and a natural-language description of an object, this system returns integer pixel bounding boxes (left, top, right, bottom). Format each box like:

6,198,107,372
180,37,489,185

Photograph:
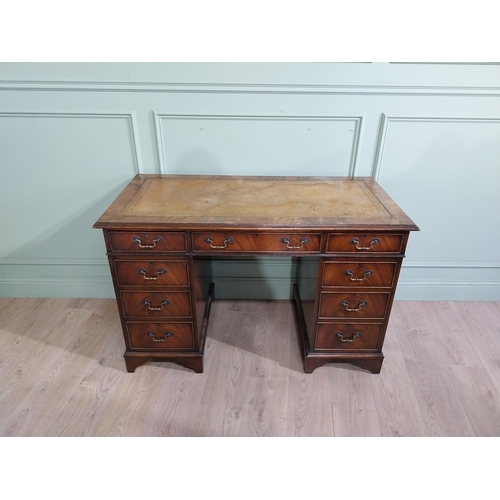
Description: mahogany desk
94,175,418,374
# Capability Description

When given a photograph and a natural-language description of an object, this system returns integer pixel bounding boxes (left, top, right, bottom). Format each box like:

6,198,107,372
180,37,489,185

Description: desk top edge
93,174,419,231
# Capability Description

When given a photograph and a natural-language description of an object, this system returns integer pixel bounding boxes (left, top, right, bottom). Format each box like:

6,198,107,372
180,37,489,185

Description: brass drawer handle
340,300,367,312
132,236,163,248
205,236,233,249
280,237,311,249
344,269,373,282
138,268,166,280
350,237,380,251
336,331,361,343
147,331,173,342
143,299,170,311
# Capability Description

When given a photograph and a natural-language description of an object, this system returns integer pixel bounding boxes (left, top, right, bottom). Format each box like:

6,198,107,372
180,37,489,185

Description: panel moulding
403,261,500,269
371,114,500,181
0,111,144,174
152,112,363,177
0,258,109,266
2,80,500,97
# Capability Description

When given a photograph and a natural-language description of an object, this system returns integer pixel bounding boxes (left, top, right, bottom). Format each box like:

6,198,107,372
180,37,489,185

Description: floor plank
329,364,382,437
395,303,476,436
1,298,499,437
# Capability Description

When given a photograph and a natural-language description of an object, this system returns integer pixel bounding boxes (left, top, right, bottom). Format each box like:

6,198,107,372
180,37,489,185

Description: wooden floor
1,297,499,437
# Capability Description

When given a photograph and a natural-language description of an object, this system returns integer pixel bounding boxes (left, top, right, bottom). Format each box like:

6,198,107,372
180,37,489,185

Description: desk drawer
114,260,189,287
192,232,320,253
315,322,383,351
126,321,194,350
327,233,404,254
322,261,397,288
108,231,186,252
120,291,192,318
319,291,390,319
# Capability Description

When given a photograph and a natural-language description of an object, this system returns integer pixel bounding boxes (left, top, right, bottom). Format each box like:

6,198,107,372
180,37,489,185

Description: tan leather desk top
94,175,418,230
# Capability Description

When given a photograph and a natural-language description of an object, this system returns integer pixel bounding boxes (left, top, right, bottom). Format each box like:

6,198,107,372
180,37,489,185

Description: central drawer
120,291,192,318
114,260,190,287
126,321,195,350
192,232,321,253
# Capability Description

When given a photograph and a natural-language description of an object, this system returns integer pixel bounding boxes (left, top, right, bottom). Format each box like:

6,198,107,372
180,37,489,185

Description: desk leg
124,355,147,373
124,352,204,373
291,283,311,368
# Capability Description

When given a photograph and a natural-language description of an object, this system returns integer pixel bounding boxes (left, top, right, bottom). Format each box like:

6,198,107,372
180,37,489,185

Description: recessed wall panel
376,118,500,264
0,113,139,261
156,115,360,176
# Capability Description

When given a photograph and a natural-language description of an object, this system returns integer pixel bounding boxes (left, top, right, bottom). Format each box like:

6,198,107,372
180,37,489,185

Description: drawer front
108,231,186,253
114,260,189,287
322,261,397,288
120,291,192,318
327,233,404,254
315,323,383,351
192,232,321,253
126,322,194,350
319,291,390,319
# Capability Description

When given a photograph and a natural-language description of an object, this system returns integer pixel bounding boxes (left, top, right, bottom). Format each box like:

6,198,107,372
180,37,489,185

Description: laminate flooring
1,297,499,437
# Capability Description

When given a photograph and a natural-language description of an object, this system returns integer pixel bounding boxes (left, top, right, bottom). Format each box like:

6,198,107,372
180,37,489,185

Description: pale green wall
1,63,499,300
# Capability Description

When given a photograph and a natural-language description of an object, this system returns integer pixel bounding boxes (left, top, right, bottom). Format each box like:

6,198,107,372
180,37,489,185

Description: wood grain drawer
327,233,404,253
322,261,397,288
319,291,390,319
192,232,320,253
108,231,186,252
126,321,195,350
315,323,383,351
120,291,192,318
114,260,189,287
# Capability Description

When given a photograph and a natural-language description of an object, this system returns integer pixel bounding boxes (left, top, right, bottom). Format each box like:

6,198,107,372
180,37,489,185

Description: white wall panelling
2,61,499,96
1,63,499,299
373,114,500,299
0,111,141,297
153,113,362,176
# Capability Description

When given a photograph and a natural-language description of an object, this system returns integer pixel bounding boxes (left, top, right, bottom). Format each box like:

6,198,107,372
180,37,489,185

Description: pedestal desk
94,175,418,374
